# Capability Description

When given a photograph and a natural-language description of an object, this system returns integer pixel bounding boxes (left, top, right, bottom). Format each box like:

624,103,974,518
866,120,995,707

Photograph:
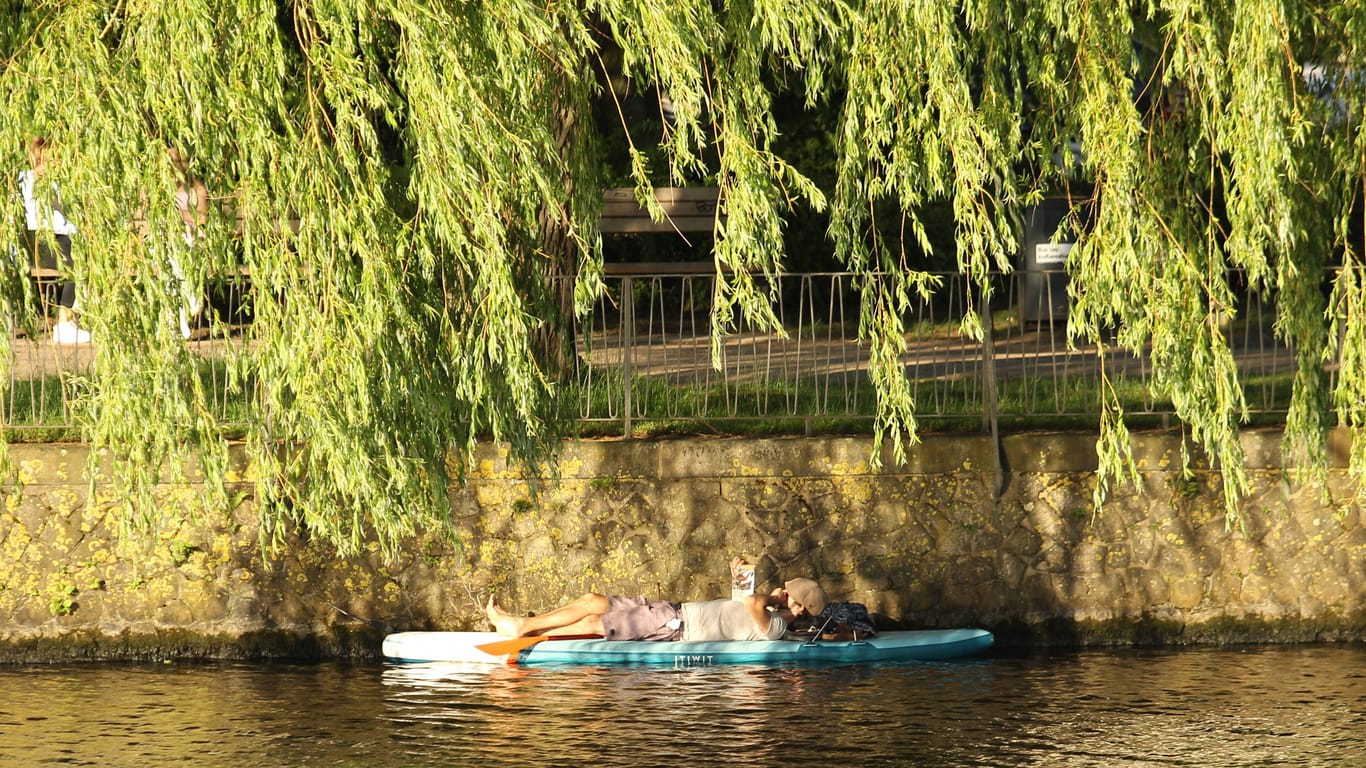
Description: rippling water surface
0,646,1361,767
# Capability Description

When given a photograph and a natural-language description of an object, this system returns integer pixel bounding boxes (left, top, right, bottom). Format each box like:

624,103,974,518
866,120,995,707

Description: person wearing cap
485,564,829,643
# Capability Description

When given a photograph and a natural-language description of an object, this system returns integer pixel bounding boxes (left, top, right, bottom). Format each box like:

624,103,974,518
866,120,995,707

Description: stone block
1169,575,1205,610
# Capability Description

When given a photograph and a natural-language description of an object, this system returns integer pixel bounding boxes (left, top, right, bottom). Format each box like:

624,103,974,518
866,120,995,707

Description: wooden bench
600,187,720,234
12,232,68,298
14,187,722,287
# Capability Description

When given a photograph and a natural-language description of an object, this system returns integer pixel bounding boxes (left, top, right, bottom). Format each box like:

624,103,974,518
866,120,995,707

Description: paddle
476,633,601,657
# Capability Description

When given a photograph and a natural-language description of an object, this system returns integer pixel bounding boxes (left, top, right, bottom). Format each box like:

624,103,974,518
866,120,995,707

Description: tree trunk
533,88,582,383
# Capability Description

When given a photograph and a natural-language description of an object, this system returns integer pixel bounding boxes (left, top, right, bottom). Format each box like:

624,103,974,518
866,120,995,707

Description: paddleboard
382,628,993,667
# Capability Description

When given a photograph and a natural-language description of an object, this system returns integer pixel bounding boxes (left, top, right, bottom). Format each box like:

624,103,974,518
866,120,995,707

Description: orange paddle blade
476,633,600,657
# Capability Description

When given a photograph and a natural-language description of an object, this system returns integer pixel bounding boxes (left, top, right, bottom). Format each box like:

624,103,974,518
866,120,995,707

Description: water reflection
0,646,1360,767
381,663,844,766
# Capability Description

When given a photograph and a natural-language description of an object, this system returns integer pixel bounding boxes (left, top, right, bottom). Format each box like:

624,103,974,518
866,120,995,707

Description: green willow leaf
1,0,1363,554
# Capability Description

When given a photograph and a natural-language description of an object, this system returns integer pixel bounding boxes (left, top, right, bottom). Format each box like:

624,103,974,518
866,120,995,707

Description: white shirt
19,170,76,235
680,599,787,641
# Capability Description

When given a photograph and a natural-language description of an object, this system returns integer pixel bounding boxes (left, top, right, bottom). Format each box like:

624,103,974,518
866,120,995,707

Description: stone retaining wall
0,431,1362,661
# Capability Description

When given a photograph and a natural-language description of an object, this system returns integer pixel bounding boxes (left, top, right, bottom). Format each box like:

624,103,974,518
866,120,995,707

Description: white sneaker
51,321,91,345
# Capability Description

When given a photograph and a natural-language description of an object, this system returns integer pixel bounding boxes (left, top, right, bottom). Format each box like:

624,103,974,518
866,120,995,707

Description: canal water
0,645,1361,767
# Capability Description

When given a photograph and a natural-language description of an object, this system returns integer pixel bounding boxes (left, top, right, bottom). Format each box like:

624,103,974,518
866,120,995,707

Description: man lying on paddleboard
485,565,829,643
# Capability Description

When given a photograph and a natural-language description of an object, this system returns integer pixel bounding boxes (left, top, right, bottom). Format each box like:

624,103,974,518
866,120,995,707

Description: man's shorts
600,595,684,641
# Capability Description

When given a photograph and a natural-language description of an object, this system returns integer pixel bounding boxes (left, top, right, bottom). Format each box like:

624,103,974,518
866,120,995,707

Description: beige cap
784,577,829,616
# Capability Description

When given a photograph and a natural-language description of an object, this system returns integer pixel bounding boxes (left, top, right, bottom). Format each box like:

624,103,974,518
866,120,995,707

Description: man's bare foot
485,595,525,637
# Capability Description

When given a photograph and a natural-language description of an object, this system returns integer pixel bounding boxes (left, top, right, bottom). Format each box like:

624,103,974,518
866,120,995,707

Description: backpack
813,601,877,637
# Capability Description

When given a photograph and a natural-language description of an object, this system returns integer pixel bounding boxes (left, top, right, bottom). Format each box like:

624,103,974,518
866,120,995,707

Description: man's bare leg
537,615,605,637
485,597,524,637
486,593,611,637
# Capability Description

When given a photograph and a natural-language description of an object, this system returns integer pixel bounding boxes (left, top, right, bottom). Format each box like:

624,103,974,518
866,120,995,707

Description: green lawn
1,349,1303,441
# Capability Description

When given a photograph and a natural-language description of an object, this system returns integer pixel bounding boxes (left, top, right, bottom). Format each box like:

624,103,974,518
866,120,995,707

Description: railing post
980,286,998,435
622,276,634,439
979,282,1004,497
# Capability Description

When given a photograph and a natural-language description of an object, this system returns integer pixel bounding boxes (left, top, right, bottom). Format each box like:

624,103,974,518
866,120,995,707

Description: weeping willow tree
1,1,1362,555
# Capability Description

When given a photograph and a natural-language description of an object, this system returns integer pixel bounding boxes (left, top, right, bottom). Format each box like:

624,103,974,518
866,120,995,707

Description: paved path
4,316,1302,425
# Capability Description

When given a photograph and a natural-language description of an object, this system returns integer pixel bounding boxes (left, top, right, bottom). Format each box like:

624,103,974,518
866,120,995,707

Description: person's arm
177,178,209,229
744,594,789,639
190,177,208,226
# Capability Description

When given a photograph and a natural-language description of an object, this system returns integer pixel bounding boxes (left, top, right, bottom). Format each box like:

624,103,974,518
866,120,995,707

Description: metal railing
570,267,1309,435
2,267,1315,435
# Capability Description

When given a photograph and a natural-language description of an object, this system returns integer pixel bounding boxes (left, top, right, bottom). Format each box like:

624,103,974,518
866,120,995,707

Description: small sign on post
1034,242,1073,265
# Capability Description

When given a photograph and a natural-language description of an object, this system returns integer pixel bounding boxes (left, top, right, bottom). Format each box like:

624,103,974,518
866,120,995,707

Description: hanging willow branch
1,1,1363,556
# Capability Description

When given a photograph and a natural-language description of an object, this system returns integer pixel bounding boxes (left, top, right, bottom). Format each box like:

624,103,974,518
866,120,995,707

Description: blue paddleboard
382,628,993,667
